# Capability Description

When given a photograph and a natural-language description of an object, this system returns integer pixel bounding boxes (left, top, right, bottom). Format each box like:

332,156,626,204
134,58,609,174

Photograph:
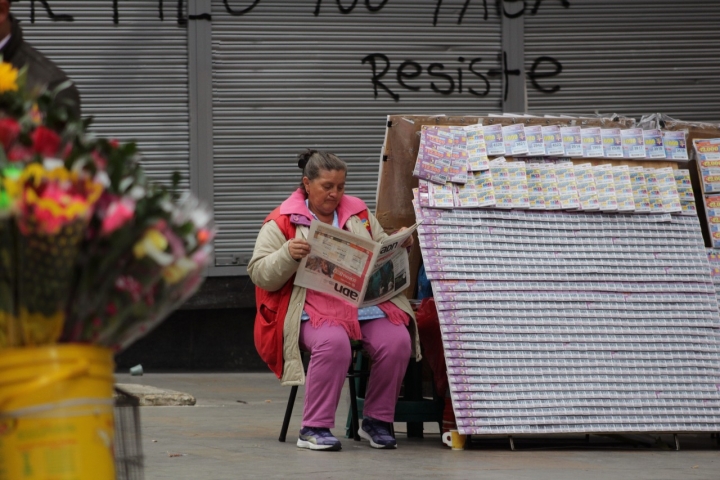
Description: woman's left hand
397,227,414,248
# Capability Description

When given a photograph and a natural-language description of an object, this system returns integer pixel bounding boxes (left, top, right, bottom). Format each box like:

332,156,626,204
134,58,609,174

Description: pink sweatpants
298,317,412,428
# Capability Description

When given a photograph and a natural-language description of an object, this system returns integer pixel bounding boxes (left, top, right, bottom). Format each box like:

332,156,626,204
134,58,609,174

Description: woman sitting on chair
248,150,421,451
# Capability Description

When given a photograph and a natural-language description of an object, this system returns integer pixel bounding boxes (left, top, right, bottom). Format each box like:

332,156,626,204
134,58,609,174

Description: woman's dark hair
298,149,347,195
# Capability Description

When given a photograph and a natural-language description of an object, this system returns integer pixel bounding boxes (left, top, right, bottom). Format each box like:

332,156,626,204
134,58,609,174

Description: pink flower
0,117,20,149
91,150,107,169
101,197,135,235
30,126,61,157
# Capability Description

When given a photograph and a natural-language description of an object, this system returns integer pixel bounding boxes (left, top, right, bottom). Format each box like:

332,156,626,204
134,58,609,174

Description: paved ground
114,373,719,480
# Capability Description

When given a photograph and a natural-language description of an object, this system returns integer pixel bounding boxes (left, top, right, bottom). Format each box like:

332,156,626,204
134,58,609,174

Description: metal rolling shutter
211,0,503,267
14,1,190,187
524,1,720,122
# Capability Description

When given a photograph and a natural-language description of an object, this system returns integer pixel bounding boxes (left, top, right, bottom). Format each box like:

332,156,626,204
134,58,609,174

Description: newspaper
294,220,420,307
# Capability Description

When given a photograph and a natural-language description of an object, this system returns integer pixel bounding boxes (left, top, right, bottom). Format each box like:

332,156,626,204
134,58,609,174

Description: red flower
30,126,61,157
7,144,32,162
0,118,20,149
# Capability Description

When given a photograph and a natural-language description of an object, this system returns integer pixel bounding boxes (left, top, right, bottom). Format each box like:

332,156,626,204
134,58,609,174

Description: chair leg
279,385,299,442
347,354,361,441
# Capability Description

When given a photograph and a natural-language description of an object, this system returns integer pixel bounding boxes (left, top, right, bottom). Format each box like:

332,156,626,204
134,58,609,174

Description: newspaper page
294,220,419,307
361,226,419,307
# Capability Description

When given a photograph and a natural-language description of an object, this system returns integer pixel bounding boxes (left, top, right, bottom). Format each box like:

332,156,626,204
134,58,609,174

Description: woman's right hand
288,238,311,261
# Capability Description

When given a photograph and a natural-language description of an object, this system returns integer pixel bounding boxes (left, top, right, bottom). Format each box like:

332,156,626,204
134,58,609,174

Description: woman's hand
397,227,414,248
288,238,311,261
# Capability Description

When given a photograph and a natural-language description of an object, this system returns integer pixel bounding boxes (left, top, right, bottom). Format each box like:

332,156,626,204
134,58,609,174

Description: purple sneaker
359,418,397,449
297,427,342,451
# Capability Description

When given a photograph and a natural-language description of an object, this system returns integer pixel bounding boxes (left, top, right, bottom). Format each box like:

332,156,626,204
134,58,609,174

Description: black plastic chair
279,343,368,442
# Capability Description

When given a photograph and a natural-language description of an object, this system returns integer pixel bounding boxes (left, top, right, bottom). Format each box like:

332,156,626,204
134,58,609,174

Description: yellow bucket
0,344,116,480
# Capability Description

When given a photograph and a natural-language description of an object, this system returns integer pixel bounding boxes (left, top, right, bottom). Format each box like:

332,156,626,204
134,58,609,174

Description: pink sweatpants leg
360,318,412,423
298,318,412,428
299,322,351,428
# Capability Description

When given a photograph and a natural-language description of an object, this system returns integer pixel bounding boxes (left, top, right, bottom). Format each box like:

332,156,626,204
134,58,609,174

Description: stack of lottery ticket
475,170,496,206
507,161,530,209
612,165,636,212
674,169,696,216
454,170,496,208
453,178,479,208
526,163,547,210
645,167,682,214
490,158,513,209
541,163,563,210
465,124,489,171
581,127,604,158
707,249,720,310
629,167,652,213
502,123,529,156
560,126,583,157
705,196,720,247
621,128,646,159
448,126,469,184
417,180,431,207
554,162,580,209
573,163,600,210
428,181,455,209
413,126,452,184
601,128,624,158
484,124,506,156
542,125,565,156
525,125,546,156
663,130,689,161
693,138,720,162
643,129,667,159
593,164,619,212
416,205,720,436
698,158,720,194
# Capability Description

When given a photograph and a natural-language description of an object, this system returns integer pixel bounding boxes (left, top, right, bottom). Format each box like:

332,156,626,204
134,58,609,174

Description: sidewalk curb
115,383,197,406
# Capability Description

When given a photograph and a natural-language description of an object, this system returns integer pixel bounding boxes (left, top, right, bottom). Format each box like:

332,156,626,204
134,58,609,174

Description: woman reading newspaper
248,150,421,451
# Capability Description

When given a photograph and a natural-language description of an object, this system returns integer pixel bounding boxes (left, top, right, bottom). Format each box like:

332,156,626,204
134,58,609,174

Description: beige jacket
247,212,421,386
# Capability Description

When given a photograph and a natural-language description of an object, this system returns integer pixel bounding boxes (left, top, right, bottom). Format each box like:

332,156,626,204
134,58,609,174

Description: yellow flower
162,257,196,285
0,62,18,93
133,228,174,266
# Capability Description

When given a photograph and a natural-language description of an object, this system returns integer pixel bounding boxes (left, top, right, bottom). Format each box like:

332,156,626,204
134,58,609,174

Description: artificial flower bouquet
0,62,214,352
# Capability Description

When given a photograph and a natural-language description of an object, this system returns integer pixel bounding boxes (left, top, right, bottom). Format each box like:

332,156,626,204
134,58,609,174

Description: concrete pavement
114,373,719,480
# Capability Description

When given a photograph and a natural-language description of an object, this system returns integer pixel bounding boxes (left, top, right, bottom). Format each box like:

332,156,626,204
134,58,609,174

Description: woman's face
303,169,346,218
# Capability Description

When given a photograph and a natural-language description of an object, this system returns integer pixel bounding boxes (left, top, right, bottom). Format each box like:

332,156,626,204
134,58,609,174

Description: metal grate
210,0,504,266
114,387,145,480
